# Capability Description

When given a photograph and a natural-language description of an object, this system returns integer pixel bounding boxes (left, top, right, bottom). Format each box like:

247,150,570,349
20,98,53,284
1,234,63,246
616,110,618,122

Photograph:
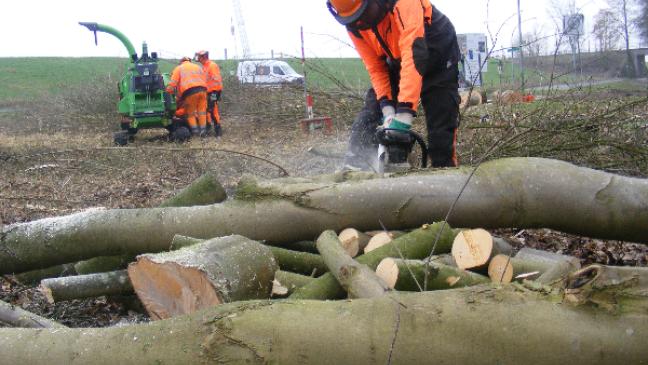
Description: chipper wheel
113,131,130,146
170,126,191,143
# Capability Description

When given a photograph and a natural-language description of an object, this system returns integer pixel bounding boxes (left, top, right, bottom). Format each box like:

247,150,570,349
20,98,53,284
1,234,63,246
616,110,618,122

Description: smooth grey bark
290,222,457,300
376,258,489,291
316,230,389,298
128,235,278,320
158,172,227,208
10,172,227,279
40,270,133,303
272,270,314,296
170,234,327,276
1,280,648,364
0,300,66,328
2,157,648,274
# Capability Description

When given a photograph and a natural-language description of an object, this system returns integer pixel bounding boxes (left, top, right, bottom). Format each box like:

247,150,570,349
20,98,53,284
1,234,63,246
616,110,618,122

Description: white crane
231,0,251,59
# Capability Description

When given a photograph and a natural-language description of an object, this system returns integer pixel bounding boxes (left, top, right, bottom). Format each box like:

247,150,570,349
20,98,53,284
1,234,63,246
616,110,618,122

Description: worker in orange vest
195,50,223,137
166,57,208,136
328,0,461,169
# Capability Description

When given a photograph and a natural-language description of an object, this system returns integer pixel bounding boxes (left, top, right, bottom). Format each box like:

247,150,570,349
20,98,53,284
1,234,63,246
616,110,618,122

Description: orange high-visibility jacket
201,60,223,92
166,61,207,97
349,0,433,115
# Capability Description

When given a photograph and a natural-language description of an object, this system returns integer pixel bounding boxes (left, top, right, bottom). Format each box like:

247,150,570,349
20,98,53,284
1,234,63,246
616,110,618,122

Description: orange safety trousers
208,103,220,125
183,92,207,128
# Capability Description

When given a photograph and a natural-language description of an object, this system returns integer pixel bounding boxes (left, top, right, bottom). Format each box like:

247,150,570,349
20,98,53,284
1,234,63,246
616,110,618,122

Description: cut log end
337,228,362,258
39,285,55,305
364,232,394,253
488,254,514,284
451,229,493,270
271,279,289,297
127,258,222,321
375,258,399,289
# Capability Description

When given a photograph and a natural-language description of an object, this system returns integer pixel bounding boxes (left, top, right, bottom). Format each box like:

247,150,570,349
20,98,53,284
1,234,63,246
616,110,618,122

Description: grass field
0,56,559,102
2,55,643,103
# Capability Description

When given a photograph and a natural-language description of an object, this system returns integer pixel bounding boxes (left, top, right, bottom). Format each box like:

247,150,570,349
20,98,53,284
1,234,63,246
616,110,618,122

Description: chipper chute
79,22,191,145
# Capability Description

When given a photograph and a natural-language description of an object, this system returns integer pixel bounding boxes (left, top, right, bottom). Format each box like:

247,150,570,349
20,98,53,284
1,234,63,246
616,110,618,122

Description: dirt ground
1,91,647,328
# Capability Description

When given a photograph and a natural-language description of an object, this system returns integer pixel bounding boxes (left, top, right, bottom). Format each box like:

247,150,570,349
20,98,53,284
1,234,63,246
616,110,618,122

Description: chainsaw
375,128,428,173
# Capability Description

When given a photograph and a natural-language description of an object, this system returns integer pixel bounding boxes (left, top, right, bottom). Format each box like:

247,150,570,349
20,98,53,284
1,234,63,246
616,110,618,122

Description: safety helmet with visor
327,0,390,30
194,50,209,61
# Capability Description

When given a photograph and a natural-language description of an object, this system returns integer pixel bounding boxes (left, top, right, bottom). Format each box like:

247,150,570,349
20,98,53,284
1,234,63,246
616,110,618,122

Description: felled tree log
11,173,228,280
272,270,314,297
170,234,327,276
158,172,227,207
515,247,582,284
0,300,66,328
564,264,648,311
128,235,277,320
3,157,648,274
451,229,513,270
73,255,135,275
376,258,489,291
40,270,133,303
488,254,547,283
12,264,76,285
2,282,648,364
290,222,456,300
269,247,328,277
316,230,389,298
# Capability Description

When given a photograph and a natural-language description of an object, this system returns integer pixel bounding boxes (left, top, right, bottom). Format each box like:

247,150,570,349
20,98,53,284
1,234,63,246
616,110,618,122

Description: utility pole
301,26,312,120
517,0,525,91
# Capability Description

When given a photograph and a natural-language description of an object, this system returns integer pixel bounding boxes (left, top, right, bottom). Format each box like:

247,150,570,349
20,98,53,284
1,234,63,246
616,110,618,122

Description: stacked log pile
1,157,648,364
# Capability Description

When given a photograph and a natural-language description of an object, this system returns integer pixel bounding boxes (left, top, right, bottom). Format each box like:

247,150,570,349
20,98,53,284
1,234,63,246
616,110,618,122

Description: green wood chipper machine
79,22,191,145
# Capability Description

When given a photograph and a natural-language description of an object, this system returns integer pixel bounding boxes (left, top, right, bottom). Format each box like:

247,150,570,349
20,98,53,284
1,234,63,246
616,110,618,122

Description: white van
236,60,304,85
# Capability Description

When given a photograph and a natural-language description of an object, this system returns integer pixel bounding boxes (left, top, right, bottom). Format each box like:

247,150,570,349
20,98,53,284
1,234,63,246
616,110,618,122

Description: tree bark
158,172,227,208
515,247,581,269
12,264,76,285
40,270,133,303
2,157,648,274
268,246,328,277
0,300,66,329
564,264,648,312
10,172,228,280
1,283,647,364
170,234,327,276
376,258,489,291
316,230,389,298
272,270,314,297
290,222,456,300
73,255,135,275
127,235,278,320
488,254,548,283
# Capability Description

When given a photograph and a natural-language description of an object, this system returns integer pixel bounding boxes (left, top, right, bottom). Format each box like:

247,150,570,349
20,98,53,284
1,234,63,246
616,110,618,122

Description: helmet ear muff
327,0,369,26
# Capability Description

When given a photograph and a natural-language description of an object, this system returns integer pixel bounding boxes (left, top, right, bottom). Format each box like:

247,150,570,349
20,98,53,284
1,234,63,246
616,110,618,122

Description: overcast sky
1,0,641,60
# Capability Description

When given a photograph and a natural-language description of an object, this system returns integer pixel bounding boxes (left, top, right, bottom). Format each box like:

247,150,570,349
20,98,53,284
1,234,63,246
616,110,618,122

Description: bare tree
635,0,648,44
607,0,637,76
523,28,547,58
546,0,577,53
592,8,623,51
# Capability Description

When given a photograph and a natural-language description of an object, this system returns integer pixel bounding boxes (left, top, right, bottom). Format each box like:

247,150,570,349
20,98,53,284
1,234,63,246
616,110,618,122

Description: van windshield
280,65,299,75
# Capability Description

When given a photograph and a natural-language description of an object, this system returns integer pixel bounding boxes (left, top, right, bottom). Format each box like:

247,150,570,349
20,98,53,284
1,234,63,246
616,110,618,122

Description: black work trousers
347,64,460,168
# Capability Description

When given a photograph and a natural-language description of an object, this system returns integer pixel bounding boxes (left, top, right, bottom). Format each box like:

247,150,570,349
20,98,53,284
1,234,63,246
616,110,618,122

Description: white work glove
386,112,413,131
381,105,396,128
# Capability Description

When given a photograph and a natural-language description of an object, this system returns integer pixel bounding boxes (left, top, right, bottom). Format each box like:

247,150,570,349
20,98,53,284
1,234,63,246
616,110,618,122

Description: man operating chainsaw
166,57,208,136
195,50,224,137
327,0,461,170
